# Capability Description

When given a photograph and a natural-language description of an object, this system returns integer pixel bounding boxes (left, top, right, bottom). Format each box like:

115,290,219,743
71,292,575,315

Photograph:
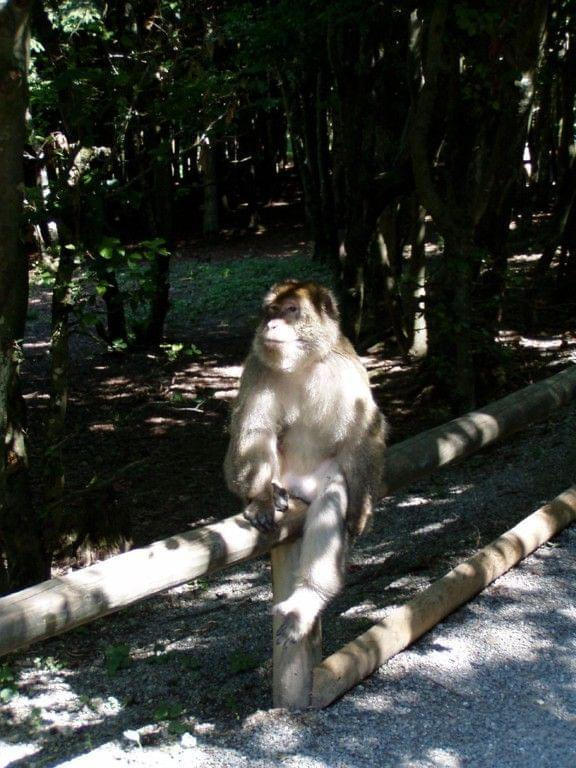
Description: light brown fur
225,280,386,642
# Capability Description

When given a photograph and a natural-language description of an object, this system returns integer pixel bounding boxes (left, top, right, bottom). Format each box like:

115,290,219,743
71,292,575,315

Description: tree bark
328,22,379,340
0,0,49,591
42,243,74,545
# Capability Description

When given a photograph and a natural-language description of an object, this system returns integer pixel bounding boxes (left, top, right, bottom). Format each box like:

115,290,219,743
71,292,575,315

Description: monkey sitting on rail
224,280,386,643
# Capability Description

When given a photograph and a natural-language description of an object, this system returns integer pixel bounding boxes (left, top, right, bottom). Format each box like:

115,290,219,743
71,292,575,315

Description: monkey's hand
243,498,275,532
243,484,290,532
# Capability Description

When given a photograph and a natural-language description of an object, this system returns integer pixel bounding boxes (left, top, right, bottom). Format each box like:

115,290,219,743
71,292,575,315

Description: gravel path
1,394,575,768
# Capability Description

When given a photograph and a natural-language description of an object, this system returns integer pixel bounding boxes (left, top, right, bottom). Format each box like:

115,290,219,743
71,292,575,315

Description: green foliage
153,700,184,722
32,655,62,672
96,237,172,338
228,650,260,675
160,342,201,363
104,643,131,676
0,664,18,703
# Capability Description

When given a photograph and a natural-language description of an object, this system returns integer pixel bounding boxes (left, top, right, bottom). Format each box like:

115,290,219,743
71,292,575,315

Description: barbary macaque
225,280,386,643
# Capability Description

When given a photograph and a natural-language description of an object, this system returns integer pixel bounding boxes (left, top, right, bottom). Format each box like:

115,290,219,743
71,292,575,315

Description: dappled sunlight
508,252,542,264
241,709,315,755
422,748,462,768
88,422,116,433
4,663,124,740
519,336,566,351
336,525,576,766
412,519,458,537
436,412,501,463
145,415,189,435
170,361,242,402
0,741,39,764
22,339,51,352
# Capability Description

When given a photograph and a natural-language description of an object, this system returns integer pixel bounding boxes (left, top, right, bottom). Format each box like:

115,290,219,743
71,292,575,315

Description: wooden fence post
271,539,322,709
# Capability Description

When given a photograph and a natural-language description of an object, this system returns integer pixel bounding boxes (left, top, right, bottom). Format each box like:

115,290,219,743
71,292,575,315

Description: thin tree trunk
0,0,49,590
144,252,170,346
140,128,173,347
43,244,74,545
201,138,219,239
406,202,428,358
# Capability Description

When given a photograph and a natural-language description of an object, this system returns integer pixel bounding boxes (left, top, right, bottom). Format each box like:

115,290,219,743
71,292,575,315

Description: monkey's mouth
263,338,295,346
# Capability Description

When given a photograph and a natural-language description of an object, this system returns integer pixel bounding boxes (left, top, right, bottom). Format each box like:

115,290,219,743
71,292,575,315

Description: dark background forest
0,0,574,593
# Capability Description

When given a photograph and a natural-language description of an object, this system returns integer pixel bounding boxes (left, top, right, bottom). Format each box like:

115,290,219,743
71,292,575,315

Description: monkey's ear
318,286,340,321
264,279,298,308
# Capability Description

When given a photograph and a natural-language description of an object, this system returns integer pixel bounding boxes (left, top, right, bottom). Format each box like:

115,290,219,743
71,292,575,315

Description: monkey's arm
224,373,284,531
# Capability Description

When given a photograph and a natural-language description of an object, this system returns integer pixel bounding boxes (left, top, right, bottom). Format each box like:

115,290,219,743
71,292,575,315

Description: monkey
224,279,386,643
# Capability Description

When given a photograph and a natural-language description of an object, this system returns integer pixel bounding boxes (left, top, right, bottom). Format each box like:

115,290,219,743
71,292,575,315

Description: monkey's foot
273,587,324,645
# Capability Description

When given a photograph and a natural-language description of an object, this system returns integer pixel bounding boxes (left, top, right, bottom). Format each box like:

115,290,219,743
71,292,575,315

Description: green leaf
228,651,259,675
105,644,131,675
153,701,184,721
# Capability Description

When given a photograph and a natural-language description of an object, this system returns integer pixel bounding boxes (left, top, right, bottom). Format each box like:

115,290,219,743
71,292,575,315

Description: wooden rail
1,363,575,709
311,486,576,707
0,500,307,657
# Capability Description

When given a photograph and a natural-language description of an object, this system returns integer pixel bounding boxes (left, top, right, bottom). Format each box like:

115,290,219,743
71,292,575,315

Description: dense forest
0,0,574,592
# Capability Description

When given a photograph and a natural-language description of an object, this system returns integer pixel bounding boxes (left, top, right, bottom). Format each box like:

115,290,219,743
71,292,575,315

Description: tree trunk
200,138,219,239
143,252,170,347
328,23,379,340
139,128,173,347
427,236,476,412
42,244,74,545
405,201,428,358
0,0,49,591
371,206,408,353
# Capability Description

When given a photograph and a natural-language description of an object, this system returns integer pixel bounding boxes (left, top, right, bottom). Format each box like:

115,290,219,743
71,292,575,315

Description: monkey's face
253,281,340,372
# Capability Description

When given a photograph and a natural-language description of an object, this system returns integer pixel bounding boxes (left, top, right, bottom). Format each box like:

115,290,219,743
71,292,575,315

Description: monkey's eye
285,304,298,314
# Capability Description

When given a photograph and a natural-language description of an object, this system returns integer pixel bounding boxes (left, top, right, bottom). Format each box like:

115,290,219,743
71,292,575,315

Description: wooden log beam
311,486,576,709
382,364,576,494
0,501,308,657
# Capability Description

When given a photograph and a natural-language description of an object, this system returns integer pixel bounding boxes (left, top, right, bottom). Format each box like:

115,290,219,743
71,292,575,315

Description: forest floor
1,214,576,766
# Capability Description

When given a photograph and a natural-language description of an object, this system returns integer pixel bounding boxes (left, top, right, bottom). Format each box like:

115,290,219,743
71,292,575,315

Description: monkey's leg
274,473,347,644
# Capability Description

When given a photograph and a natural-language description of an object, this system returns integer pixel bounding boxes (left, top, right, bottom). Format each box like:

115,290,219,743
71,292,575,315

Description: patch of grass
0,663,18,702
32,655,62,673
228,650,260,675
153,700,184,722
171,254,333,331
104,643,132,675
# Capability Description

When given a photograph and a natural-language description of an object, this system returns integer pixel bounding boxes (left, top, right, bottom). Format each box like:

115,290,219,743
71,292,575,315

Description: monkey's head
253,280,341,372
